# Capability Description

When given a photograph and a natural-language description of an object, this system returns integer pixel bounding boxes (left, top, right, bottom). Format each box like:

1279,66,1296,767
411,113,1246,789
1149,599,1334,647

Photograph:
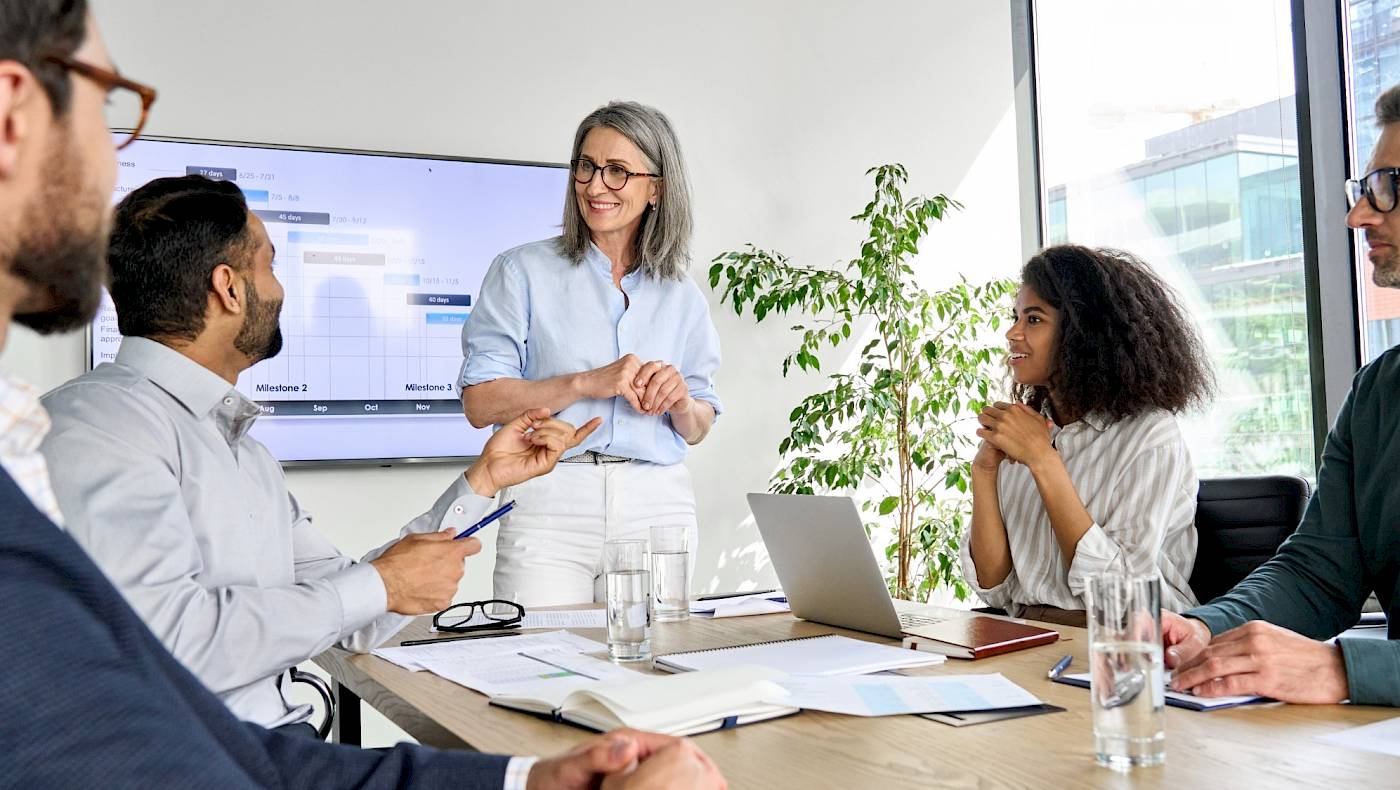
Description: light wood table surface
314,607,1400,788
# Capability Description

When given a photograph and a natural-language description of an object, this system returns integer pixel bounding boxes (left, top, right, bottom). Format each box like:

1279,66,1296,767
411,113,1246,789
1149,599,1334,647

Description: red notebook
901,616,1060,660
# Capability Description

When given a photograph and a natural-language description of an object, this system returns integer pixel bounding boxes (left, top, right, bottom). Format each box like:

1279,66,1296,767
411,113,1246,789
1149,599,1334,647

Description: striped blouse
959,408,1200,615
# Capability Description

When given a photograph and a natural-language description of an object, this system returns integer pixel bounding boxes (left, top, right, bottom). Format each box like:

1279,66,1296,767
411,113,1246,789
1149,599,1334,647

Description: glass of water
650,525,690,622
604,539,651,662
1086,573,1165,770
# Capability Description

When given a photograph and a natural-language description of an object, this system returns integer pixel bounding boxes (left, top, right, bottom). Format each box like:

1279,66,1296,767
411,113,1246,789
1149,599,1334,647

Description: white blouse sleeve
959,526,1023,611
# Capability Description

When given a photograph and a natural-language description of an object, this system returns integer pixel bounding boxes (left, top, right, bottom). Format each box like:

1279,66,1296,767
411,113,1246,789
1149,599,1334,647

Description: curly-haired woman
960,245,1215,625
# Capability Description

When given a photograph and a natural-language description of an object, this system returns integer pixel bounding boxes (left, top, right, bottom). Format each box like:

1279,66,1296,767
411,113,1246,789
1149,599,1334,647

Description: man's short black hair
0,0,88,115
108,175,253,341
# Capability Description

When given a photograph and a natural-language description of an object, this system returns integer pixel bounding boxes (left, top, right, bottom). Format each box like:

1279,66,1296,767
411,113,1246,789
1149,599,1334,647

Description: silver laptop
747,493,948,638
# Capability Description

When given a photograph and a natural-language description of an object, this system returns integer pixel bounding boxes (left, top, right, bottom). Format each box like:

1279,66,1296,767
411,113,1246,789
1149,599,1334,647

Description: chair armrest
289,668,336,740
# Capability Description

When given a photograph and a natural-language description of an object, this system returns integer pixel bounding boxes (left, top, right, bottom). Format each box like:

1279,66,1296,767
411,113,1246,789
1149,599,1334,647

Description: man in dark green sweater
1162,86,1400,707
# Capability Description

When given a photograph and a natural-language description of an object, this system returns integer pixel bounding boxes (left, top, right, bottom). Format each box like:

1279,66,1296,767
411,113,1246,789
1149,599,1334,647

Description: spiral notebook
654,634,945,675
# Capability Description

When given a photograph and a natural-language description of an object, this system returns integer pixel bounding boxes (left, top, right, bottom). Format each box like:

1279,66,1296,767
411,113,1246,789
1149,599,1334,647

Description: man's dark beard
10,136,108,335
233,276,283,362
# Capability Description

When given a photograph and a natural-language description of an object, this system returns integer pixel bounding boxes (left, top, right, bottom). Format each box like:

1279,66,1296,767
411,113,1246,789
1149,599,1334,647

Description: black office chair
289,668,336,740
1189,475,1311,605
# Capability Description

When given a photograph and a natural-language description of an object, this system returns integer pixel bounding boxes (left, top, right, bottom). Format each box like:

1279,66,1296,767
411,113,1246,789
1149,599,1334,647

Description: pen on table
454,500,516,540
1047,654,1072,679
400,630,520,647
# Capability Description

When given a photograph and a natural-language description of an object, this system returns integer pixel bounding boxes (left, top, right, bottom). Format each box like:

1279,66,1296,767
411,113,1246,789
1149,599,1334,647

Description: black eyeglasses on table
433,599,525,633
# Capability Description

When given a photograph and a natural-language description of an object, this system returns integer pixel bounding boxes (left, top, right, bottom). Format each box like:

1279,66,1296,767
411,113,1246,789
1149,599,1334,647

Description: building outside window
1033,0,1314,478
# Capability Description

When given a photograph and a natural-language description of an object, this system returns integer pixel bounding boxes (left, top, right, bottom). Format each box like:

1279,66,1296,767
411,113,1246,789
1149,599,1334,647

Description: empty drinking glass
650,525,690,622
604,539,651,662
1086,573,1166,770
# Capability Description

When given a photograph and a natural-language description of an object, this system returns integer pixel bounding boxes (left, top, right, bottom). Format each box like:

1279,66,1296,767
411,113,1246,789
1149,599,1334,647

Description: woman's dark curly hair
1011,244,1214,422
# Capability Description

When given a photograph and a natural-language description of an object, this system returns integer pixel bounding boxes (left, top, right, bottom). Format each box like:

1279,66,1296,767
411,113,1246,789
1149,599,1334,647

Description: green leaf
878,496,899,516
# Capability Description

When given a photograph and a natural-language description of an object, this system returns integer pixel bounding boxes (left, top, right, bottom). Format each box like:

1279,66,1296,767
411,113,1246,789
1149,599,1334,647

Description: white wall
2,0,1023,742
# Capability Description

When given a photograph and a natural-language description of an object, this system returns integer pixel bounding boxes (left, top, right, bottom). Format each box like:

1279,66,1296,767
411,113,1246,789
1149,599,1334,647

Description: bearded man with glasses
1348,164,1400,284
1159,85,1400,707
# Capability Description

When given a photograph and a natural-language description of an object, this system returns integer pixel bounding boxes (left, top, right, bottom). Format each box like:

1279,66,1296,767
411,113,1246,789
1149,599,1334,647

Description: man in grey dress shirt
41,174,602,731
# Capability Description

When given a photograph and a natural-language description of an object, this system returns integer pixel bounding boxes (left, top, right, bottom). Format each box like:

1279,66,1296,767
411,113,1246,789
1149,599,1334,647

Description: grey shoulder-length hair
558,101,693,280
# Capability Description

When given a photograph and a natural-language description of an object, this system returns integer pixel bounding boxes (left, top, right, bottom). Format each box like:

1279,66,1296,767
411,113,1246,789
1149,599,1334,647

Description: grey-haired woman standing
460,101,721,607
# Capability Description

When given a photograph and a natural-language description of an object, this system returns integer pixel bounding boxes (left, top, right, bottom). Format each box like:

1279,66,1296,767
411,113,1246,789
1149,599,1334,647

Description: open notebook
654,634,944,675
490,666,799,736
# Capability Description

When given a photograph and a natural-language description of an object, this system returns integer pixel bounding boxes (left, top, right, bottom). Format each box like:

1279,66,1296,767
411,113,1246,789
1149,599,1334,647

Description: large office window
1032,0,1315,479
1346,0,1400,362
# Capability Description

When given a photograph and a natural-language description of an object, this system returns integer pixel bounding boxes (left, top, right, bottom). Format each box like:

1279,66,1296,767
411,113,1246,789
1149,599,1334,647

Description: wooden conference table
314,606,1398,788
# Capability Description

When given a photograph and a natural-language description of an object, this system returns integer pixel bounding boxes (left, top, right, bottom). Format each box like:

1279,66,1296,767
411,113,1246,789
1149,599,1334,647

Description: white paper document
765,673,1042,716
656,634,944,675
374,630,605,670
431,649,639,697
1314,716,1400,758
689,593,791,618
430,609,608,632
373,630,636,696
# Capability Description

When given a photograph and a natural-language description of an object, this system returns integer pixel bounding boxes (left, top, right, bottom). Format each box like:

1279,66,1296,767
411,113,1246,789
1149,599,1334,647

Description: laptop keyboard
898,613,946,628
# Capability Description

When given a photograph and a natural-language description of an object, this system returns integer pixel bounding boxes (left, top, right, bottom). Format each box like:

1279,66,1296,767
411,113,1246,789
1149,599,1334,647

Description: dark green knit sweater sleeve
1187,364,1394,704
1336,638,1400,706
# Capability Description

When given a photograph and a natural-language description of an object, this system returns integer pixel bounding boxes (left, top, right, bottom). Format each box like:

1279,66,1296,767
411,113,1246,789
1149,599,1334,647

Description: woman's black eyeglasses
432,600,525,633
571,158,660,190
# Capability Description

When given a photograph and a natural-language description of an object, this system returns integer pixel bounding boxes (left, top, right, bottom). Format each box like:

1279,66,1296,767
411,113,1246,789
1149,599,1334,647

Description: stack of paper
373,630,636,697
374,630,603,670
689,593,791,618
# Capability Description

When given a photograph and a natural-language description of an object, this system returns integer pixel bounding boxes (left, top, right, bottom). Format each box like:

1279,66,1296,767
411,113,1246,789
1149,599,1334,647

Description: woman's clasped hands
975,401,1057,468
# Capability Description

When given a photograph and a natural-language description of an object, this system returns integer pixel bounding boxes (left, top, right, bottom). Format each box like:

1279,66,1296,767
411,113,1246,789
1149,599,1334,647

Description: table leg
333,680,362,746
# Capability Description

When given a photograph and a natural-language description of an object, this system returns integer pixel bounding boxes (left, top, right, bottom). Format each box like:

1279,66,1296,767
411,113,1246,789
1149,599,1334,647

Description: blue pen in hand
454,500,516,540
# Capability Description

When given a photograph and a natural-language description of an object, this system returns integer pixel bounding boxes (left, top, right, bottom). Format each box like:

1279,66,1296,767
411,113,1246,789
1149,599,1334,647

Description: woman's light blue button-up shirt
460,237,722,466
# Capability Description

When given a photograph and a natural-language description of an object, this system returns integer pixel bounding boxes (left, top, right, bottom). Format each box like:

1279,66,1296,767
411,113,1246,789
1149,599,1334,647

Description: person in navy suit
0,3,726,788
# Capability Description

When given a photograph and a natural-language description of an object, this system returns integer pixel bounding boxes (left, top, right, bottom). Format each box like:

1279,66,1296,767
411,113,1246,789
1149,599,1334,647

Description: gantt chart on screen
92,137,567,461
